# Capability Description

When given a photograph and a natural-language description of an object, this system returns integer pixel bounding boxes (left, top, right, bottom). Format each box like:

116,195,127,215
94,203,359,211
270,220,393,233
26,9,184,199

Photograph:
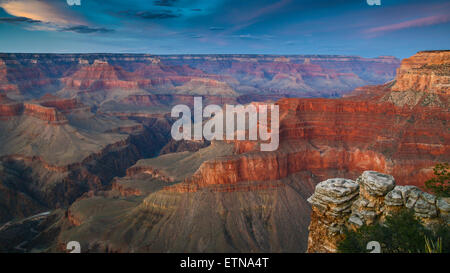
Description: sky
0,0,449,58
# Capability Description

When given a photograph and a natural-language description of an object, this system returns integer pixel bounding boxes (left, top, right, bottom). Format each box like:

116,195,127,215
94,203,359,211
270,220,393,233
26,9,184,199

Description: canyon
0,53,399,102
0,50,448,253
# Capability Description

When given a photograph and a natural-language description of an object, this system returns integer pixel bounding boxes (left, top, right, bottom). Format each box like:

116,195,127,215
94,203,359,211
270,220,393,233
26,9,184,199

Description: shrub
337,209,448,253
425,163,450,197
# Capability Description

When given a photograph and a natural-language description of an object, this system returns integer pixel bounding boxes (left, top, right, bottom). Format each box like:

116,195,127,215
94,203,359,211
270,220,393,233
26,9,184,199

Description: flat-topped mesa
185,153,289,187
307,171,450,253
35,94,87,113
392,50,450,95
23,103,68,124
0,93,86,120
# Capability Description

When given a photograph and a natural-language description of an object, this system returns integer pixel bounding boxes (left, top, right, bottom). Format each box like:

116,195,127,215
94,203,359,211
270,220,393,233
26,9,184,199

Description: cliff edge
307,170,450,253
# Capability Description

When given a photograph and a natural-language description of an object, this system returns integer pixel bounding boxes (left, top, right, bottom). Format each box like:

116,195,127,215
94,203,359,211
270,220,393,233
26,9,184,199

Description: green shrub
337,209,448,253
425,163,450,197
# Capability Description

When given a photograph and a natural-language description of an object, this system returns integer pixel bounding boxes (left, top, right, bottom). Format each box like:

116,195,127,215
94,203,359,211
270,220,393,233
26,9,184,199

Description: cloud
0,1,114,35
61,25,114,34
0,16,41,24
231,34,274,40
153,0,178,7
0,0,84,25
225,0,292,34
119,10,181,20
366,14,450,35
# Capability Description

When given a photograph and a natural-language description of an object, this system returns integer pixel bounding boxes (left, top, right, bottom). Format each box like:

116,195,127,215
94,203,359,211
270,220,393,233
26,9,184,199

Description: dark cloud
60,25,114,34
153,0,178,7
119,10,181,20
0,17,41,24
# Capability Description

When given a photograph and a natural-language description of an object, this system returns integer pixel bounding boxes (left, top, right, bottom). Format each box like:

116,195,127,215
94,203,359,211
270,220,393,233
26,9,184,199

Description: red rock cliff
392,50,450,95
164,51,449,193
23,103,68,124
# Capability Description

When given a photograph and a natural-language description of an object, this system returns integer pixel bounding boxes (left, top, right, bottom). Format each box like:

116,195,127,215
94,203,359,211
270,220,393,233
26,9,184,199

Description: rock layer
392,50,450,95
307,171,450,253
0,53,400,100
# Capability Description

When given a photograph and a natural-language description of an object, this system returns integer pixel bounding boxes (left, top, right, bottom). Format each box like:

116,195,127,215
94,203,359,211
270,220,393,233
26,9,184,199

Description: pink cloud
225,0,292,34
366,14,450,35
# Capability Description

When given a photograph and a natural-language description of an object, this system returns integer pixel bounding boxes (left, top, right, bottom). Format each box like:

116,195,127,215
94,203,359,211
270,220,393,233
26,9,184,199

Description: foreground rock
307,171,450,253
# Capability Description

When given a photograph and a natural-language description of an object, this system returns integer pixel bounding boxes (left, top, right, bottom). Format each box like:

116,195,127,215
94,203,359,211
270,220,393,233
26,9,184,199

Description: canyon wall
0,93,172,224
0,53,400,101
392,50,450,95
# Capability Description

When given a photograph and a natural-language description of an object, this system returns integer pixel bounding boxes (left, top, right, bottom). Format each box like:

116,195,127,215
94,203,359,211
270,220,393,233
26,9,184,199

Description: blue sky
0,0,449,58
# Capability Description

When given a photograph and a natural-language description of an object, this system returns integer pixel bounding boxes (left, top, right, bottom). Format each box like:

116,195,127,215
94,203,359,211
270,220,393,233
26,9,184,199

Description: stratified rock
0,53,400,99
307,171,449,253
358,171,395,197
392,50,450,95
437,198,450,223
307,178,359,253
0,51,447,253
307,178,359,213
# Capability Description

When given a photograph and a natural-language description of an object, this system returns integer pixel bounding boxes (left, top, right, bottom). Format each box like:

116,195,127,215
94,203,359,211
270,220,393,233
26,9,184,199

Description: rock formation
392,50,450,95
307,171,450,253
0,93,172,224
0,51,447,253
159,54,400,97
0,53,400,102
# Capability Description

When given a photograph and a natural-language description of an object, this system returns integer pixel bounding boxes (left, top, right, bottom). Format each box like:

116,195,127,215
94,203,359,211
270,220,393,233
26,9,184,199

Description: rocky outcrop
307,171,450,253
37,94,85,113
23,103,68,124
392,50,450,95
0,94,87,122
306,178,359,252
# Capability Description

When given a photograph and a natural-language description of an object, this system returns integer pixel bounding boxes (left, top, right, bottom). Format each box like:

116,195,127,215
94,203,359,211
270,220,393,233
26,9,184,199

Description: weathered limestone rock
307,170,449,253
349,171,395,226
358,171,395,196
306,178,359,253
437,198,450,223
